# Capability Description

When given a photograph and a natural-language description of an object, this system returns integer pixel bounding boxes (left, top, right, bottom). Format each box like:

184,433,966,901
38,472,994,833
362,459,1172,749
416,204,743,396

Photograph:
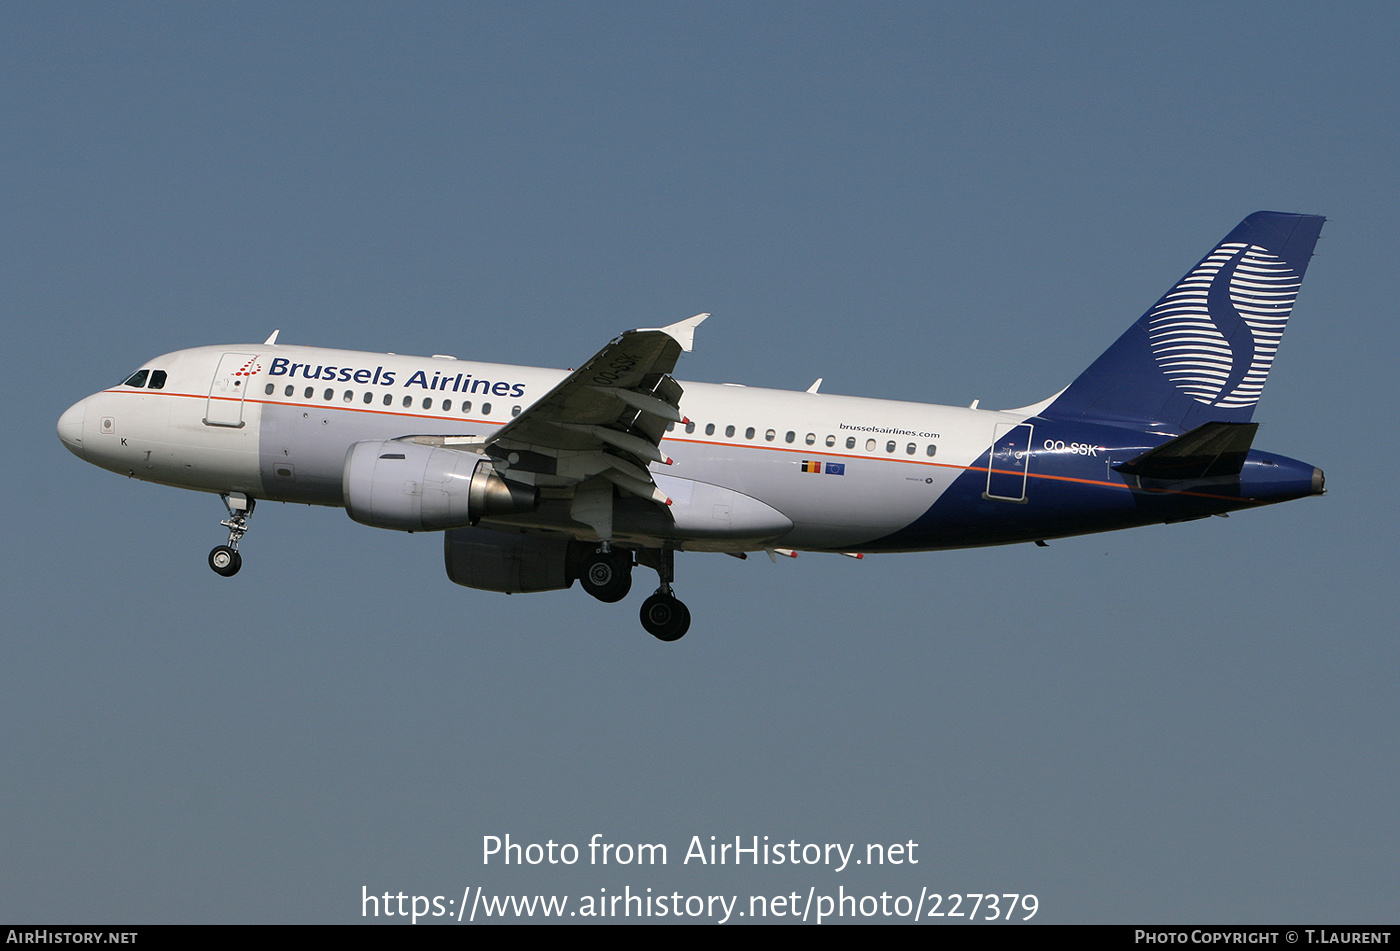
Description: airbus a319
58,212,1326,641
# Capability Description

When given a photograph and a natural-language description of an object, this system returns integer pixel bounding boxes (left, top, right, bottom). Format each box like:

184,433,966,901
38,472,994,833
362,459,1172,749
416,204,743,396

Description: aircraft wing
470,314,708,505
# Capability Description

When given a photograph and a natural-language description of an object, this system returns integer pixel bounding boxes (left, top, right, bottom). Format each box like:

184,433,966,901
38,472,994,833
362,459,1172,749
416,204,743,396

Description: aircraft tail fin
1043,212,1325,430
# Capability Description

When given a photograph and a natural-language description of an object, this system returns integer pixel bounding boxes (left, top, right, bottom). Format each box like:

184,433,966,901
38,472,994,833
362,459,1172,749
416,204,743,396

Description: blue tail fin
1044,211,1325,429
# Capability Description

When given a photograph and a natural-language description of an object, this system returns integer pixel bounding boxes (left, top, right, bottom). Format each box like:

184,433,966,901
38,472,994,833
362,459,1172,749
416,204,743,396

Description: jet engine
343,440,536,532
444,526,589,593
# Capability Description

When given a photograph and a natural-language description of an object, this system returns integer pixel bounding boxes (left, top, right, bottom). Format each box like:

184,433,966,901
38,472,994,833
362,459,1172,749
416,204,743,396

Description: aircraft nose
57,399,86,458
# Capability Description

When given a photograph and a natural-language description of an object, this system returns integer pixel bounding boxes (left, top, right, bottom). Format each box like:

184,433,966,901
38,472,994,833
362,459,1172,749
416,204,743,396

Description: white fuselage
58,342,1038,552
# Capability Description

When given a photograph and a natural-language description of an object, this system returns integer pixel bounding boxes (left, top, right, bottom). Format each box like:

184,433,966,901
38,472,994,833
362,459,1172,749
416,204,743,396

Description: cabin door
985,422,1033,502
205,352,260,427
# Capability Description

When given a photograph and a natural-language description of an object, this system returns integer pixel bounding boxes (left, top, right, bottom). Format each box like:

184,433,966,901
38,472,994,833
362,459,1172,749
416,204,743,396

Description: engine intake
343,440,536,531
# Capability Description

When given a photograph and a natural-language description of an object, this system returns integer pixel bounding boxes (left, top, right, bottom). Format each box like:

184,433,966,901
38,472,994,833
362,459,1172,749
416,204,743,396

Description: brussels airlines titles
268,356,528,397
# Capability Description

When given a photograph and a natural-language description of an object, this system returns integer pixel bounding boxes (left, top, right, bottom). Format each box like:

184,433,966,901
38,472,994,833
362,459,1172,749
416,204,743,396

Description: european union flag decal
826,462,845,476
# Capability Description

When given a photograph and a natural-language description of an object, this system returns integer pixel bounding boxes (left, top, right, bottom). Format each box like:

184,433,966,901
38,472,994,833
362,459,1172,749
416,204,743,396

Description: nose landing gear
209,493,254,577
209,545,241,577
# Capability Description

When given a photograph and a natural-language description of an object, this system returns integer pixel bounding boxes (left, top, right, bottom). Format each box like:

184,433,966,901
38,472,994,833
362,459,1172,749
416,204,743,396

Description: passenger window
264,383,275,395
324,388,334,401
668,422,675,432
906,443,916,455
886,441,896,453
284,385,294,397
482,403,492,415
422,397,433,409
926,444,937,457
442,400,452,411
363,392,374,404
304,387,313,398
825,435,835,447
805,433,815,445
745,427,755,440
123,370,149,388
785,431,796,444
686,422,696,434
343,390,354,403
148,370,167,389
847,437,857,449
725,425,735,438
866,439,876,451
383,394,393,406
402,396,413,407
461,401,472,414
512,405,521,417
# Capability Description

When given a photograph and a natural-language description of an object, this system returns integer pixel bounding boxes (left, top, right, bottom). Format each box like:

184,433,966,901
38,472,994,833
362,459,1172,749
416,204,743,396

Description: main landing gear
640,591,689,642
638,547,689,641
579,544,692,641
208,492,254,577
579,545,632,603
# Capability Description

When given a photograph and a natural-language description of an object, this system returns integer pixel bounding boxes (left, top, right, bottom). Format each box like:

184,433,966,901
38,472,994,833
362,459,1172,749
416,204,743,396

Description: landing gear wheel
209,545,242,577
211,493,253,577
580,551,631,603
640,592,690,641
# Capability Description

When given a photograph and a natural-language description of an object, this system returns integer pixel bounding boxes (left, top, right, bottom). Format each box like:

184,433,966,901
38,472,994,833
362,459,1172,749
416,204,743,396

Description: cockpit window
123,370,149,388
148,370,167,389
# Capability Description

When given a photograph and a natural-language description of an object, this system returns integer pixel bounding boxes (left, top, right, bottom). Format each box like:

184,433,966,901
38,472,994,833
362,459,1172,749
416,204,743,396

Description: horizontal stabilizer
1114,421,1258,480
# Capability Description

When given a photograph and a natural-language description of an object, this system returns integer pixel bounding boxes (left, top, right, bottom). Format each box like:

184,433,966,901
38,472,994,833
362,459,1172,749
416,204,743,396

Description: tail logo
1148,241,1301,408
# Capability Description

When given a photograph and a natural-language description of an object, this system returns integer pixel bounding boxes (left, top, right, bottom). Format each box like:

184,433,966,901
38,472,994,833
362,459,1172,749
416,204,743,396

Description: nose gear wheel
208,493,254,578
208,545,242,576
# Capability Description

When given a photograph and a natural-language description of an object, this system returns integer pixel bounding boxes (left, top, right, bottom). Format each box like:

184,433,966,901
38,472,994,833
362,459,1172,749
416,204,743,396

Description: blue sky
3,3,1396,923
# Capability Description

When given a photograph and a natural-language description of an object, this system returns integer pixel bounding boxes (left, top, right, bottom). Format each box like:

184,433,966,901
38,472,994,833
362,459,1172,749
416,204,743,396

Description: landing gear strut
209,493,254,577
579,545,632,603
638,548,690,641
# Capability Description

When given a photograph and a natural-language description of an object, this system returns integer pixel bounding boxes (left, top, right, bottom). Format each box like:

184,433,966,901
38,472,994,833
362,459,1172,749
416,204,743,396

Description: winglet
263,330,281,345
647,313,709,352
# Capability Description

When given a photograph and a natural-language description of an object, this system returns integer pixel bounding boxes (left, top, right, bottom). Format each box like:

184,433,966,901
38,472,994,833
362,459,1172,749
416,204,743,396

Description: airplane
57,211,1326,641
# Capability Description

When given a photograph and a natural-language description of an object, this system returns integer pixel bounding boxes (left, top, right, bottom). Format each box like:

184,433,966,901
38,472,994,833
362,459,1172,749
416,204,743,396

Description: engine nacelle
444,526,586,593
343,440,536,531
